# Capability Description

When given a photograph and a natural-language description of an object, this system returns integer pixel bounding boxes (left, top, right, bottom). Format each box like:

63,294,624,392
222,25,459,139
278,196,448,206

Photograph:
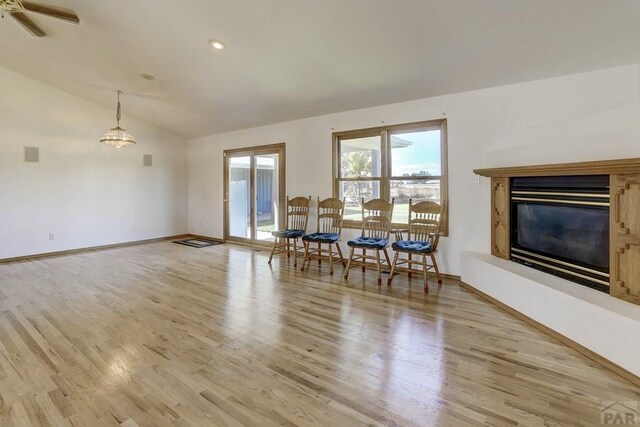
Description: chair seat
303,232,340,243
347,236,388,249
392,240,433,253
272,229,305,238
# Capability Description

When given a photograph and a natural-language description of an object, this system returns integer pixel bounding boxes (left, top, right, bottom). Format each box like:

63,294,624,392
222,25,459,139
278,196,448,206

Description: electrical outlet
474,174,480,184
199,221,203,227
49,233,54,241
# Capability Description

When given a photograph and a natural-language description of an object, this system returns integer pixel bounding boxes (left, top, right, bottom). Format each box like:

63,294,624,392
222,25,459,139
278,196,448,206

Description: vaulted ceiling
2,0,640,138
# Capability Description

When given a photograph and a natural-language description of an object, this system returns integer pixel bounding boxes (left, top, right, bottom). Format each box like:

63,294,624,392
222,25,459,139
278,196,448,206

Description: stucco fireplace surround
462,158,640,385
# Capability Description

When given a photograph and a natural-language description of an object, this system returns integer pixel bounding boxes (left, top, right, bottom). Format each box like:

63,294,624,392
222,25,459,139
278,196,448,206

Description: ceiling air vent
24,147,39,162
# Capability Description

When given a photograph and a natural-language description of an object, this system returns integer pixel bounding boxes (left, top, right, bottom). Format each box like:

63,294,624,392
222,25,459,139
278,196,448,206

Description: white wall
188,64,640,275
0,66,188,259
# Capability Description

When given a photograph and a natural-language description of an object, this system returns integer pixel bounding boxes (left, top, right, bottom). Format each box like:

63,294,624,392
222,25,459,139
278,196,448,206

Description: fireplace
475,158,640,306
510,175,610,292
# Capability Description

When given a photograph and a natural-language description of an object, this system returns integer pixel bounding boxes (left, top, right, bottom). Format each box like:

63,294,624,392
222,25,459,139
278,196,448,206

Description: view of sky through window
391,130,441,176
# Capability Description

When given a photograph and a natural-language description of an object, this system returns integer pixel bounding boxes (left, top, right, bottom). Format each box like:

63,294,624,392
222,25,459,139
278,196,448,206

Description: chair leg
375,250,382,286
329,243,334,275
268,237,278,264
286,240,290,258
344,247,354,279
317,243,321,266
301,241,309,271
362,249,366,272
293,238,298,268
431,254,442,284
422,255,429,293
408,254,413,278
387,252,399,286
335,243,346,267
383,248,391,269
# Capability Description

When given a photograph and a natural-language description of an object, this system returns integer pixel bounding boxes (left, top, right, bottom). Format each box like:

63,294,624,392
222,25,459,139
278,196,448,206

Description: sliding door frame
223,143,286,246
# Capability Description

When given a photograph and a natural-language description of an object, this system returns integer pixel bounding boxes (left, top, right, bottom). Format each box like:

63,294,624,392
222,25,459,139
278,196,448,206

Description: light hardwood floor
0,242,638,426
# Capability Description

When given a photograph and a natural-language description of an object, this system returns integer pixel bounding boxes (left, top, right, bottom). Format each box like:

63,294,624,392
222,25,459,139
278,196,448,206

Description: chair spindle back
360,198,394,240
287,196,311,231
316,197,345,235
408,200,441,249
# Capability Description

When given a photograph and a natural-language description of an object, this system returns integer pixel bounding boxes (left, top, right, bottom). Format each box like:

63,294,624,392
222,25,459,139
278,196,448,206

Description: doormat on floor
172,238,223,248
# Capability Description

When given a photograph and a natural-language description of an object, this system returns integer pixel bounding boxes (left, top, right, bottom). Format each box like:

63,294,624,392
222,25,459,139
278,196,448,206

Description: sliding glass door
227,154,252,240
224,144,285,245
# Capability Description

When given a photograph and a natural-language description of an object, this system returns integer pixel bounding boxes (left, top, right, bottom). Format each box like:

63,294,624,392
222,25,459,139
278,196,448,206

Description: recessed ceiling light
209,40,225,50
140,73,156,81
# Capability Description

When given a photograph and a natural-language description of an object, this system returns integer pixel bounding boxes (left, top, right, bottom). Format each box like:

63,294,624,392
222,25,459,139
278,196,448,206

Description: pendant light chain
116,91,122,127
99,90,136,148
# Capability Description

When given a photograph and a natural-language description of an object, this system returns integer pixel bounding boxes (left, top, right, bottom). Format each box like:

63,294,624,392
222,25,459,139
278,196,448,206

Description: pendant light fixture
100,90,136,148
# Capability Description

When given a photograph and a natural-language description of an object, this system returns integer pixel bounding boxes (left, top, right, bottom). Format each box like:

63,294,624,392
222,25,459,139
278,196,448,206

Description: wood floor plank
0,242,637,426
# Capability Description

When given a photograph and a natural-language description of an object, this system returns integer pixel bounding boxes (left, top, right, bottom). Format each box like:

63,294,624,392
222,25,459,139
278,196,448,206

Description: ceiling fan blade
21,1,80,24
11,12,46,37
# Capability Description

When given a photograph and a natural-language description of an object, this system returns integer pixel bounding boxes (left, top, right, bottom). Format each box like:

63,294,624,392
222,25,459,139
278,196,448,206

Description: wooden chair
344,198,394,286
268,196,311,267
301,197,346,275
387,200,443,292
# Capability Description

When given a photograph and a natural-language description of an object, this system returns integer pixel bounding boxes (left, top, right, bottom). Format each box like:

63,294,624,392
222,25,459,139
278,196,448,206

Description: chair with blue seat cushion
387,200,442,292
268,196,311,267
303,232,340,243
272,229,305,239
348,236,388,249
344,198,394,286
301,198,346,275
392,240,432,253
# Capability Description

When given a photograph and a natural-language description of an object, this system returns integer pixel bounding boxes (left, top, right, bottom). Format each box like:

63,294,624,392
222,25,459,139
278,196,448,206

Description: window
332,119,448,234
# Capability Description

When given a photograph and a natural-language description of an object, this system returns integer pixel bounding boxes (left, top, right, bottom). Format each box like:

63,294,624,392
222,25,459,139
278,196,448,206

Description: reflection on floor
0,242,637,426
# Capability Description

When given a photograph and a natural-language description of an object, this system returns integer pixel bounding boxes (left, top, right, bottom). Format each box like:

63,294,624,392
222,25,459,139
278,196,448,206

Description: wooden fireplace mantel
474,157,640,306
474,157,640,178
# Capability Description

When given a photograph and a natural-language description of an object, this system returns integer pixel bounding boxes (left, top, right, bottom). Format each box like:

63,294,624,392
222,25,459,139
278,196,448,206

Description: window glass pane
340,136,382,178
228,156,251,238
339,180,381,221
255,153,279,242
390,179,441,224
390,130,441,177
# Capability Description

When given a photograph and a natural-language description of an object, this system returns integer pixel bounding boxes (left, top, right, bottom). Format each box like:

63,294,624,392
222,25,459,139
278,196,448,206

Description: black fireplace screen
514,203,609,270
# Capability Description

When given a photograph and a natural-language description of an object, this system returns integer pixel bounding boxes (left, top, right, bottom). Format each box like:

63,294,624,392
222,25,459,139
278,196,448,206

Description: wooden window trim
332,119,448,236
